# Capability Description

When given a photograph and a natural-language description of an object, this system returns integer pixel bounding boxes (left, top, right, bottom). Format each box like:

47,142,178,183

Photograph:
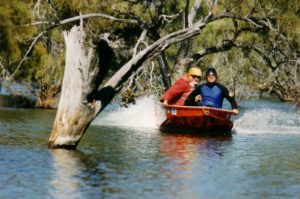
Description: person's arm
160,80,187,105
184,85,200,106
218,83,239,114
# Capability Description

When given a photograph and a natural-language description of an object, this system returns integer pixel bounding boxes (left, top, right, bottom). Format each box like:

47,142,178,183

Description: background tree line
0,0,299,108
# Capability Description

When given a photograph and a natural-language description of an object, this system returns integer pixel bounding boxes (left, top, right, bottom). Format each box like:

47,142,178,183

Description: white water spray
93,97,300,135
92,96,165,129
233,106,300,135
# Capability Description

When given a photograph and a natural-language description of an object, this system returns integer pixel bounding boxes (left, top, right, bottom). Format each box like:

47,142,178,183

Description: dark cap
205,67,217,77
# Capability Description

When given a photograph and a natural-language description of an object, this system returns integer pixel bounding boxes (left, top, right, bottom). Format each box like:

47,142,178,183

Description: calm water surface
0,99,300,199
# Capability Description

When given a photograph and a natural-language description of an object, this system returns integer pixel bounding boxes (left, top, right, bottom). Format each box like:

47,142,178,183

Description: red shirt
160,75,195,106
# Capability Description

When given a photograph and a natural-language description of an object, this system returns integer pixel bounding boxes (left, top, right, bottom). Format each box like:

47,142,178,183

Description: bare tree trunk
48,25,100,149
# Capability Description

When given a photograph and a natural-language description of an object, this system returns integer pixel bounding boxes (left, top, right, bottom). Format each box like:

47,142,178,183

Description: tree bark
48,25,95,148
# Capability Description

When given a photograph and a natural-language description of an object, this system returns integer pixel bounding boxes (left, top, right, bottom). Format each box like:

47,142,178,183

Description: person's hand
195,95,202,102
232,109,239,115
163,100,168,105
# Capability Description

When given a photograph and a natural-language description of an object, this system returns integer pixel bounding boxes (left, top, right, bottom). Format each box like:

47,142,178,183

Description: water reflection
49,149,103,198
50,150,82,198
159,132,234,198
160,132,233,166
160,133,201,166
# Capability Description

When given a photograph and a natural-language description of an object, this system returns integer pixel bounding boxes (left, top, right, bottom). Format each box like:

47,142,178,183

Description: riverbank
0,95,36,108
0,80,59,109
1,80,299,109
0,80,37,108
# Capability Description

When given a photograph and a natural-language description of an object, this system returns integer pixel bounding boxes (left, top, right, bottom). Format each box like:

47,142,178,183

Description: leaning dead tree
48,16,210,148
48,11,277,149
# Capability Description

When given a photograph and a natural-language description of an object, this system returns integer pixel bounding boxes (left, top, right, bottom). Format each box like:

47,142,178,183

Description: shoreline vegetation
1,79,298,109
1,2,299,108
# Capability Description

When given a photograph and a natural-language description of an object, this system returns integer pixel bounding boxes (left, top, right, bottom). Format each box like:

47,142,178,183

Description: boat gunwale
161,103,236,115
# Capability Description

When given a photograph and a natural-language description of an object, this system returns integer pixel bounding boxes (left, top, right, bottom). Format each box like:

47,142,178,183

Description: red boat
160,104,236,134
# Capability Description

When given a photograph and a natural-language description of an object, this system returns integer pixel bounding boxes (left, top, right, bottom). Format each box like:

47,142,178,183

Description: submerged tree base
47,141,78,150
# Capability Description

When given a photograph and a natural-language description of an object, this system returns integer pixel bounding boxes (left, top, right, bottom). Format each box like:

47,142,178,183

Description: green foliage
0,0,299,104
0,0,35,67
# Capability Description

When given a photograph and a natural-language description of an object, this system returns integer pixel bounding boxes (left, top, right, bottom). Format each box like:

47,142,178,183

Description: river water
0,97,300,198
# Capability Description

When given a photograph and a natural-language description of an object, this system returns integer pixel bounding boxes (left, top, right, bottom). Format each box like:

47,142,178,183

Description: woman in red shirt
160,67,202,106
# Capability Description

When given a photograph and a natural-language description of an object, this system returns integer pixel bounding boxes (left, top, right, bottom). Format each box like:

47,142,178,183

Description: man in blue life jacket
185,67,239,114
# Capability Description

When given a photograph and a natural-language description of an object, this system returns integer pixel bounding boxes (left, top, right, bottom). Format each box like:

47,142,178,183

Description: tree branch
104,20,209,91
9,31,46,80
15,13,139,81
188,0,203,27
192,40,238,60
0,58,10,80
22,13,138,27
103,11,281,92
133,29,148,56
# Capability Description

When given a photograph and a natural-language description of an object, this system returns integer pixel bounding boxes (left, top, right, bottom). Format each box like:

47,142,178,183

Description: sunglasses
191,75,201,79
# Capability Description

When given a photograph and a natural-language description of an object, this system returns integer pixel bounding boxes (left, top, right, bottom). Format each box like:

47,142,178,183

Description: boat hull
160,105,235,134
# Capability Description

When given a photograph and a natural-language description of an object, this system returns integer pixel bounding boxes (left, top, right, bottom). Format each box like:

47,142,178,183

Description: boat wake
92,96,300,135
92,96,162,129
233,105,300,135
